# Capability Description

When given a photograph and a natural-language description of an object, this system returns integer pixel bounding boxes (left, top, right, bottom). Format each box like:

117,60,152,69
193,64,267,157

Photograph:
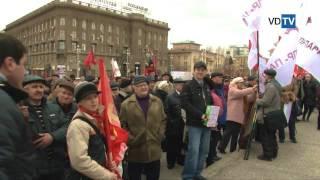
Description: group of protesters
1,33,320,180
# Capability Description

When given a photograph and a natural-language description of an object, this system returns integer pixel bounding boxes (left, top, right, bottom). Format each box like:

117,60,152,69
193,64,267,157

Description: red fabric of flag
83,50,96,69
97,58,128,178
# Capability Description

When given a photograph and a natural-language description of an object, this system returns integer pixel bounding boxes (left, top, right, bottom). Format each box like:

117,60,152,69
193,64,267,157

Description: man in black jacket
181,61,212,180
165,78,186,169
0,33,36,180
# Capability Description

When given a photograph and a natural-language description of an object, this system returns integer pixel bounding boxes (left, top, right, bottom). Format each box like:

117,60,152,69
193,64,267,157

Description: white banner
248,31,258,70
267,30,298,86
242,0,263,32
296,23,320,81
171,71,193,81
258,56,268,94
111,58,121,77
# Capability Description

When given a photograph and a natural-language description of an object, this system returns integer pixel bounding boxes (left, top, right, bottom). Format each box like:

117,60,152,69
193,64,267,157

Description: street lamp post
169,54,173,73
76,44,81,77
126,48,130,77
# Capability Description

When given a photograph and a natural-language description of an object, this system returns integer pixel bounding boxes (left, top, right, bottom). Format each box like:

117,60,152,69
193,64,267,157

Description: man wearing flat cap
23,75,68,179
256,69,282,161
120,75,167,180
119,78,133,104
50,80,77,121
165,78,186,169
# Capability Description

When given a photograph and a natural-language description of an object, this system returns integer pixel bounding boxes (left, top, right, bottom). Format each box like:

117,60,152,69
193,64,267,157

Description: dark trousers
303,104,315,121
259,124,278,158
219,121,241,152
207,130,221,163
278,118,296,140
166,133,184,166
36,171,64,180
318,110,320,129
128,160,160,180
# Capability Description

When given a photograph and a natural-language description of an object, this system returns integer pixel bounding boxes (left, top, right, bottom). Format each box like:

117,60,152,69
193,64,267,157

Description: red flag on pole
97,58,128,179
83,50,96,69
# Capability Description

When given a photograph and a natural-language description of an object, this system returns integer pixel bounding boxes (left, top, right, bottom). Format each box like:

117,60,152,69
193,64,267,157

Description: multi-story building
5,0,169,77
227,45,250,76
168,41,225,73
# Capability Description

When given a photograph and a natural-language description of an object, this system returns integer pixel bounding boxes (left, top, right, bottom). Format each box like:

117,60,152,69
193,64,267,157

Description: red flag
152,55,158,75
83,50,96,69
97,58,128,179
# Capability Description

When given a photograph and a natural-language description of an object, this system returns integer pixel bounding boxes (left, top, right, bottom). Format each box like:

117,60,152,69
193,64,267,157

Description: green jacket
50,98,77,121
27,98,68,175
0,75,36,180
256,80,281,124
120,94,167,163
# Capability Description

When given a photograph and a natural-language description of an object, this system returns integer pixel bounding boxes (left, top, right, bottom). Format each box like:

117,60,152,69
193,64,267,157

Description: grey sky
0,0,248,48
0,0,316,57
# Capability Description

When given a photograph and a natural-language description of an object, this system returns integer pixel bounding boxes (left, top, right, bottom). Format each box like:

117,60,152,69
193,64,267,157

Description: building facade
227,45,250,76
5,0,169,77
169,41,225,73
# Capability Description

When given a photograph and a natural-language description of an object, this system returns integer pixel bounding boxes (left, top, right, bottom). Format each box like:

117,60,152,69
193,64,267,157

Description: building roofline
172,40,201,46
5,0,169,31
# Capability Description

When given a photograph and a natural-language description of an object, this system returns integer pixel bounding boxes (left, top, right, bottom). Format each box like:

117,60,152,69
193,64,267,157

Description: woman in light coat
218,77,257,153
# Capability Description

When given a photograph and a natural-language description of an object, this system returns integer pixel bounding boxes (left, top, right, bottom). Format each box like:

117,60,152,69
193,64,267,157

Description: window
71,31,77,39
107,36,112,44
100,24,104,32
60,17,65,26
72,42,77,51
59,30,65,39
92,22,96,30
138,28,142,36
92,34,95,41
154,34,157,41
82,43,86,51
58,41,65,50
82,20,86,29
116,37,120,45
116,26,119,35
138,39,142,46
53,18,56,26
82,32,86,40
108,25,112,33
72,18,77,27
100,35,104,42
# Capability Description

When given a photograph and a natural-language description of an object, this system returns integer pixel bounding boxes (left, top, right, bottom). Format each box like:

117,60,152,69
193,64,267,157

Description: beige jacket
67,110,114,180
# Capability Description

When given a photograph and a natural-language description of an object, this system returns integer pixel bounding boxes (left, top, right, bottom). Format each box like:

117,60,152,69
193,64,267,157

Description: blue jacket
214,87,227,126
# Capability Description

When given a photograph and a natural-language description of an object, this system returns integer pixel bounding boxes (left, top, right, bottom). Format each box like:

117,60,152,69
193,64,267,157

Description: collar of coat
0,76,28,103
126,94,158,103
72,110,100,127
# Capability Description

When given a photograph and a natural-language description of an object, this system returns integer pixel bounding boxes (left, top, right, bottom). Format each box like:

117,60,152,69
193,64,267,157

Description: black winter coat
303,80,317,106
0,78,36,180
181,78,213,128
165,91,184,136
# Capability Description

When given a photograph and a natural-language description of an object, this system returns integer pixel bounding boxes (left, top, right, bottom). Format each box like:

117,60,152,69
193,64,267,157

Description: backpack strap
73,116,104,139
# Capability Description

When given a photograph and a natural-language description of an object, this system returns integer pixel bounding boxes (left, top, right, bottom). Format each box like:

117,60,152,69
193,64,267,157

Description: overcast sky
0,0,317,57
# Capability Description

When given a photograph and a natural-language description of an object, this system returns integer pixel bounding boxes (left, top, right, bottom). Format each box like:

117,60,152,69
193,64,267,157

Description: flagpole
256,31,260,94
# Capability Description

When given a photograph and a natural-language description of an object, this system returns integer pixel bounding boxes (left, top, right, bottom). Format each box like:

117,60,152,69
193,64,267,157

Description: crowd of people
1,33,320,180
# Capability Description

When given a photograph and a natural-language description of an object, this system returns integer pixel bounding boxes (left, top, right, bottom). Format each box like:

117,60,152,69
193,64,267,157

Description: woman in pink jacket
218,77,257,153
